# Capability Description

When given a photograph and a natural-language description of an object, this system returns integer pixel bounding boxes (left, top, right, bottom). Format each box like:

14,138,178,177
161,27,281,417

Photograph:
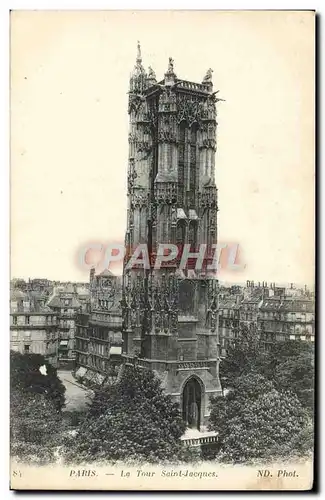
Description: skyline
10,11,315,285
10,274,314,291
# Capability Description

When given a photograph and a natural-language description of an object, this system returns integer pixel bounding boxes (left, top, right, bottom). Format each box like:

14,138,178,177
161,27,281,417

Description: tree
219,323,267,388
64,365,192,464
10,351,66,411
209,373,312,463
271,339,314,363
256,340,314,413
10,389,63,464
273,351,314,413
220,328,315,414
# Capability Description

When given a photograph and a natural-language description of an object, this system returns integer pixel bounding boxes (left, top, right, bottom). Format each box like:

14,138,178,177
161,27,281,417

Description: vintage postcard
10,10,315,491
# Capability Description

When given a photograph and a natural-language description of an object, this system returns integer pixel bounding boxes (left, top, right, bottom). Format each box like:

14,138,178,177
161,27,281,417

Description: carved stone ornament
128,94,145,115
127,159,137,192
154,182,177,206
201,138,216,150
198,187,218,209
158,114,177,143
130,189,150,209
176,95,213,126
209,213,217,234
158,129,177,143
151,274,179,333
137,140,151,152
128,132,138,144
206,278,218,332
159,90,177,113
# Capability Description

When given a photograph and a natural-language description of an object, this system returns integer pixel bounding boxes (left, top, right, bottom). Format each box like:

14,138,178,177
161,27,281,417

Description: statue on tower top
148,66,156,79
167,57,175,74
146,65,157,87
164,56,177,85
136,40,142,64
203,68,213,83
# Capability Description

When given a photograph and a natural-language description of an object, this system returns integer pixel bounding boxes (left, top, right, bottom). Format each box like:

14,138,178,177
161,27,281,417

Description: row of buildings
10,274,314,373
10,280,90,368
74,275,315,380
218,281,314,356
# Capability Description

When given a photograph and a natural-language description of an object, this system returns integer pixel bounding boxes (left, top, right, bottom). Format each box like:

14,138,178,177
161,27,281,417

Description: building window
25,316,30,325
24,345,30,354
13,316,17,325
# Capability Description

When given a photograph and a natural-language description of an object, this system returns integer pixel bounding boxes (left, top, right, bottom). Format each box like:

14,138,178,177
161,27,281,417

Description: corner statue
203,68,213,83
167,57,174,73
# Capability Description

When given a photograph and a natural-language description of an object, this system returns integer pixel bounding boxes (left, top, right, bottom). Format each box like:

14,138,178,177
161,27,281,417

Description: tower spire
129,41,146,92
136,41,142,65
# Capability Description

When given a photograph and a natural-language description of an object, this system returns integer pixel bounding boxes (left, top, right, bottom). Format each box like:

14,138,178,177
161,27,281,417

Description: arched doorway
182,377,202,430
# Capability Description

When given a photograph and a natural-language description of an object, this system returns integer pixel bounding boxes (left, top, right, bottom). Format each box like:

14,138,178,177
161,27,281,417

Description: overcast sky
11,10,314,286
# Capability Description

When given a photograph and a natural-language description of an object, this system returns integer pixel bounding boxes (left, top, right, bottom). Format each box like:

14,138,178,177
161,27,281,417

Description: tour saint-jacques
76,43,222,433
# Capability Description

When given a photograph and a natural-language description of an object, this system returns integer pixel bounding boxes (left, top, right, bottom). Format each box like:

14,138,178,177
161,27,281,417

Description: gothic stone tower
121,43,222,430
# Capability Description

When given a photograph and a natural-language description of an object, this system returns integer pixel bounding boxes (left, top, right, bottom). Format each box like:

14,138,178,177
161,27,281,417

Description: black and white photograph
9,10,315,491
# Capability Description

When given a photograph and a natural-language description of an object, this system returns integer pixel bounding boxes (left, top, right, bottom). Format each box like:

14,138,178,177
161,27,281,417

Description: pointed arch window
176,219,186,246
188,220,198,250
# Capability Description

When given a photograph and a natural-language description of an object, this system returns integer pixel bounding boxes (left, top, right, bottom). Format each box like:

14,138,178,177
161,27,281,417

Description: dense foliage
10,350,66,411
219,324,267,386
209,373,313,463
214,326,314,462
63,365,192,464
267,341,314,413
11,390,63,464
219,326,314,413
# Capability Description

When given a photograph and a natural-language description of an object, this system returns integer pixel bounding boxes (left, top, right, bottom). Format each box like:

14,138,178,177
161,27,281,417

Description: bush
219,323,267,388
272,349,314,414
209,373,313,463
63,365,193,464
10,350,66,411
220,331,315,415
10,390,63,464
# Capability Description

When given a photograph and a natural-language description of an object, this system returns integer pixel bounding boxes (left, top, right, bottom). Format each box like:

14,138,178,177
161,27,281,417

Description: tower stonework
121,44,222,429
